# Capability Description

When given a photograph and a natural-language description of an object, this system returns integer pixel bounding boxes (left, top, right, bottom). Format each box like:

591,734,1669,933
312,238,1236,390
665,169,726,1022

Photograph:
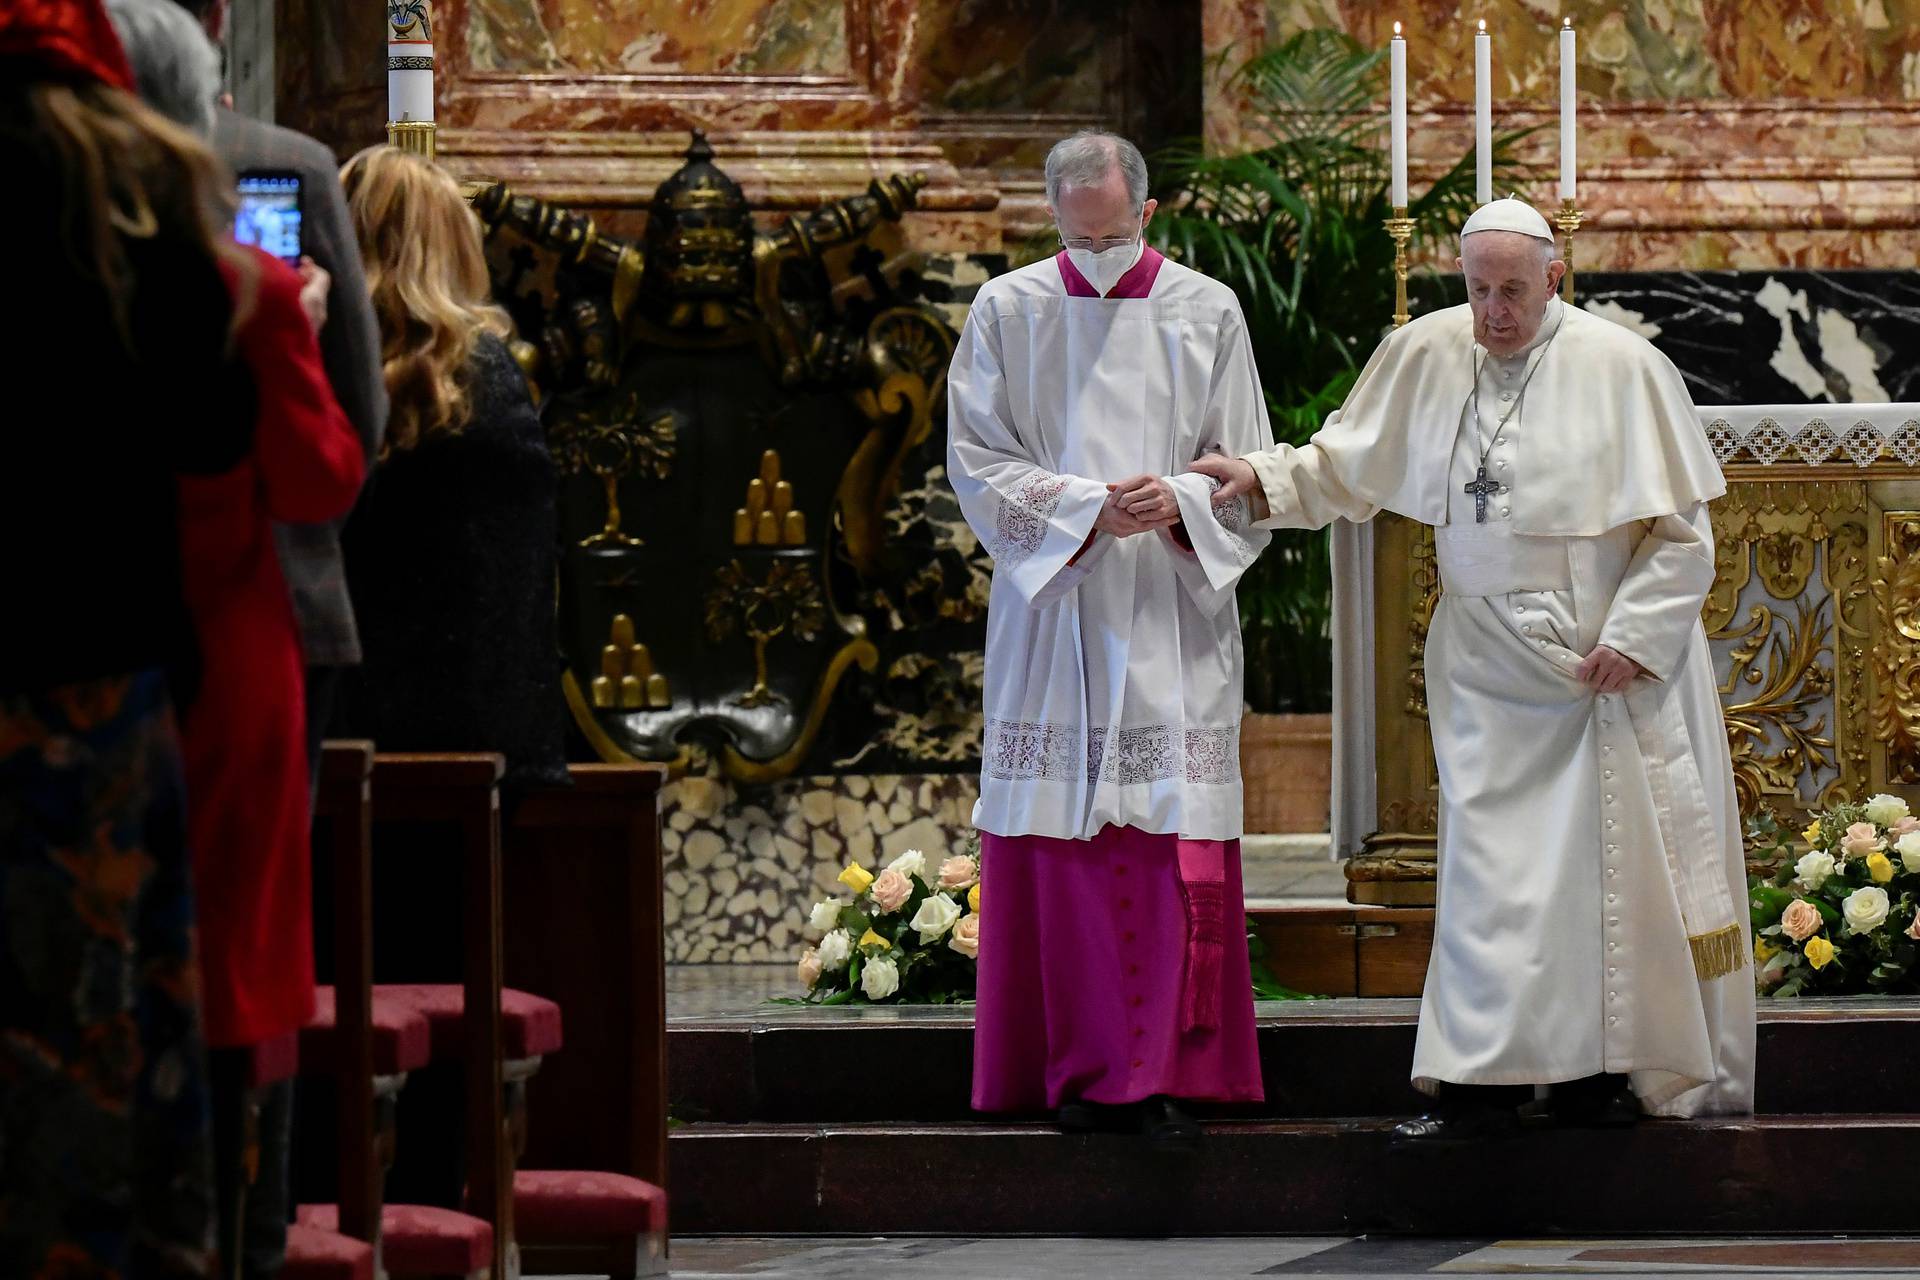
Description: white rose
808,897,847,933
887,848,930,885
816,928,853,973
860,955,900,1000
1842,885,1891,935
1865,794,1912,828
1795,850,1837,891
1898,832,1920,875
909,892,962,944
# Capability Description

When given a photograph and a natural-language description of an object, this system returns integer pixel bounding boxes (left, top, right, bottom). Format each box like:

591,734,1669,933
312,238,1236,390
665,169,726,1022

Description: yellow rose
1753,939,1778,964
1802,819,1823,847
1804,935,1836,970
1868,852,1896,884
968,882,981,914
838,863,875,894
858,927,889,950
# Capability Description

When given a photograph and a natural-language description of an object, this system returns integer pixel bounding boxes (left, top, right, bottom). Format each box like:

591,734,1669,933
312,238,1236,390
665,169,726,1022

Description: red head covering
0,0,137,92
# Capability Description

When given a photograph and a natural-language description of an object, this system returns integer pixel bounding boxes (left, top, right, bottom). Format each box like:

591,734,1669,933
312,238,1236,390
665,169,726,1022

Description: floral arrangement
1748,794,1920,997
793,844,980,1005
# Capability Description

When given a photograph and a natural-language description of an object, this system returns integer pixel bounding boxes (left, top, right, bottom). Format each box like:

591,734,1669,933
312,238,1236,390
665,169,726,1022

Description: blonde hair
24,77,253,347
342,145,512,453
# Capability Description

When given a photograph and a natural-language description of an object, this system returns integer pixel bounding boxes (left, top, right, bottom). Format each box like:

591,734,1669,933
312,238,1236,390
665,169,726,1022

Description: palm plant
1150,29,1529,712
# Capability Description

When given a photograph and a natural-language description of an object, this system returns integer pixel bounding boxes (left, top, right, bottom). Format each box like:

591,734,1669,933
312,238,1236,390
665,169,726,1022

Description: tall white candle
387,0,435,125
1390,24,1408,208
1474,19,1491,205
1559,17,1577,202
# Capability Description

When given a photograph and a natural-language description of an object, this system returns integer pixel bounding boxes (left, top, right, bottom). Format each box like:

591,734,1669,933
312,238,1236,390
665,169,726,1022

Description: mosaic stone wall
662,771,979,963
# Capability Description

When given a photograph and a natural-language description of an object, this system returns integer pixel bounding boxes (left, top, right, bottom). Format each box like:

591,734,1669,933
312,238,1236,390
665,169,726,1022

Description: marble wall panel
468,0,850,77
1204,2,1920,271
661,771,980,963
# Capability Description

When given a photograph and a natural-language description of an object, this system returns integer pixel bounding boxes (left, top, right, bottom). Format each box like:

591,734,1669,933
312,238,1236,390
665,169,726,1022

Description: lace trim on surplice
991,470,1070,564
983,719,1241,786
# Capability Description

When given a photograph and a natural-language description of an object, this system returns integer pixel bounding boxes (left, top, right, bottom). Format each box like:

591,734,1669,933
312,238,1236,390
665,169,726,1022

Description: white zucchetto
1460,195,1554,244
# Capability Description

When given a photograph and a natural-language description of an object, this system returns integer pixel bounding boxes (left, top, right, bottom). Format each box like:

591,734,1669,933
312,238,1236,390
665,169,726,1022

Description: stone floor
666,1235,1920,1277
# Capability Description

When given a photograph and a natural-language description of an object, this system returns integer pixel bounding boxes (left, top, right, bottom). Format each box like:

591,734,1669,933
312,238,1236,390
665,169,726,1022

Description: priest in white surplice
949,131,1271,1146
1195,197,1755,1141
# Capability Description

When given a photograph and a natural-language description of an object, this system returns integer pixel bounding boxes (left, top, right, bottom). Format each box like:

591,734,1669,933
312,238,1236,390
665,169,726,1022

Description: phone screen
234,172,303,265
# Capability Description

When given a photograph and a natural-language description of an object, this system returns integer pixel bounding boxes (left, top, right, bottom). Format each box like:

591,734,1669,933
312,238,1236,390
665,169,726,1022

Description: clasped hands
1096,475,1181,538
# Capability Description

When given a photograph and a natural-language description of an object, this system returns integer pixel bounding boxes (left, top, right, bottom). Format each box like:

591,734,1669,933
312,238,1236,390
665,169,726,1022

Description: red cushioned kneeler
377,983,564,1061
302,985,433,1075
281,1223,375,1280
514,1169,666,1240
298,1203,492,1278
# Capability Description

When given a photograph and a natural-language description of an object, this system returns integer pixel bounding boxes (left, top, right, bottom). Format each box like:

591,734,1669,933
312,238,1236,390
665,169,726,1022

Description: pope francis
1192,197,1755,1141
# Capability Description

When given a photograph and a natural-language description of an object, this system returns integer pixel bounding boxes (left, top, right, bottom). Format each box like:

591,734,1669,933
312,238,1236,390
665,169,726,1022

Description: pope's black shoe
1140,1096,1202,1152
1520,1074,1641,1130
1391,1084,1527,1146
1389,1106,1519,1145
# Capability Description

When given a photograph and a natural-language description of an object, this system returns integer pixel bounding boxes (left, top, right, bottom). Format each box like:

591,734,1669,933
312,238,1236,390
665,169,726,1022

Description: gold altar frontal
1351,453,1920,905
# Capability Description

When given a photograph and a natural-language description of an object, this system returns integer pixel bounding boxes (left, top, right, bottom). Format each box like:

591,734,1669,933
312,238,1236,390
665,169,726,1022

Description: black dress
335,332,569,793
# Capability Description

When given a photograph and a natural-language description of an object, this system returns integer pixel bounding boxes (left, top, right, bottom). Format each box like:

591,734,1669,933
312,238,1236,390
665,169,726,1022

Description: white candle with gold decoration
1474,18,1491,205
387,1,435,128
1389,23,1408,208
1559,17,1577,203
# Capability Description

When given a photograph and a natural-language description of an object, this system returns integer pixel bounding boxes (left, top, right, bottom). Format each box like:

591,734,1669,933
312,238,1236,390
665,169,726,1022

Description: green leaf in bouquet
838,905,869,932
1748,885,1793,927
1869,959,1909,987
1810,896,1842,925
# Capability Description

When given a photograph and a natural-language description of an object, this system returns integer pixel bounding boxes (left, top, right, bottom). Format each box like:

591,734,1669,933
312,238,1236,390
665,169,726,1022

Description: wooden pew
368,753,511,1279
504,764,670,1276
505,764,670,1190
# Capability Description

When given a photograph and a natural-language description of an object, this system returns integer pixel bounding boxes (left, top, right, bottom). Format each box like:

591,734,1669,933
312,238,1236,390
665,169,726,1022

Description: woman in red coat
179,247,365,1052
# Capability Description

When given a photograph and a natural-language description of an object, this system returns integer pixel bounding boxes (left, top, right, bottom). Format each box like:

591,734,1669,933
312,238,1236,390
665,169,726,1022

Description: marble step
1239,832,1339,899
667,998,1920,1125
668,1113,1920,1236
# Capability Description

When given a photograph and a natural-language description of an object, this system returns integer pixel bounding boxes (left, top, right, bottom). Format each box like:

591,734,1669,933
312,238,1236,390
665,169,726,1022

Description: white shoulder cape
1310,302,1726,535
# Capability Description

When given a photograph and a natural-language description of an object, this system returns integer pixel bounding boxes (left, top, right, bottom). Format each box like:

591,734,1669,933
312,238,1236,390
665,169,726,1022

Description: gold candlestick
1554,199,1584,305
1385,206,1414,328
387,119,437,159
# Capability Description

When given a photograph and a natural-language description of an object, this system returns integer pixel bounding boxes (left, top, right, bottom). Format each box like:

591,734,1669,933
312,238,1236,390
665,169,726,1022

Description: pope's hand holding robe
948,133,1271,1127
1225,199,1754,1125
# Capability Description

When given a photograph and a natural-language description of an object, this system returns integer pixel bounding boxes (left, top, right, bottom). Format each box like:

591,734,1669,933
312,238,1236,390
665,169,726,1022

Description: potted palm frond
1149,29,1524,833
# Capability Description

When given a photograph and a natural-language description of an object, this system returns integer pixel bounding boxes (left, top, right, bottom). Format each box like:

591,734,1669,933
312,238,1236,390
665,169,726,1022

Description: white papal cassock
948,248,1274,841
1246,296,1755,1117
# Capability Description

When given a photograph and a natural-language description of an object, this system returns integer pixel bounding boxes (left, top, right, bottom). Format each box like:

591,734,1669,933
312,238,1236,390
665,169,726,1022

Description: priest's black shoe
1140,1096,1202,1152
1056,1099,1139,1134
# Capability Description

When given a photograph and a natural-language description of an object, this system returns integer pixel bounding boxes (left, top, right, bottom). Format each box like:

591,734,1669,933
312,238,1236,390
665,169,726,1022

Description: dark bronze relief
474,132,960,781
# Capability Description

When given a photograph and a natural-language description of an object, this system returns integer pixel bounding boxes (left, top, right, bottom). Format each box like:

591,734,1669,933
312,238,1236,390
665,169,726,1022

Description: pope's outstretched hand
1188,453,1258,500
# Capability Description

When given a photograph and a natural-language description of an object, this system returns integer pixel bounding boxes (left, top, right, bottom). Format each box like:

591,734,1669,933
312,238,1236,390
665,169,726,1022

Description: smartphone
234,169,304,266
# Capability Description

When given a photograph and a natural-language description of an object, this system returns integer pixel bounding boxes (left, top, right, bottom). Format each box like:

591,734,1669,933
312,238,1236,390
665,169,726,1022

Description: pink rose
1841,821,1885,860
1907,910,1920,943
938,855,979,891
1892,816,1920,841
949,913,980,959
797,948,823,989
871,868,913,914
1780,897,1823,943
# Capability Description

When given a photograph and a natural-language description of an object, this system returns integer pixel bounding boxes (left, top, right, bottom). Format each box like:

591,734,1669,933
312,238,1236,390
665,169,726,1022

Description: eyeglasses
1058,233,1140,253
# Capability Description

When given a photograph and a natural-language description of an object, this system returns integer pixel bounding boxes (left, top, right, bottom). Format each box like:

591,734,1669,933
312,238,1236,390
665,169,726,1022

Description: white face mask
1065,236,1144,296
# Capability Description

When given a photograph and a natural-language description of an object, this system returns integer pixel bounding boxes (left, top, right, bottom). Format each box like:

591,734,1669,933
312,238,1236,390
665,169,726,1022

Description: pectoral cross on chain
1463,466,1500,524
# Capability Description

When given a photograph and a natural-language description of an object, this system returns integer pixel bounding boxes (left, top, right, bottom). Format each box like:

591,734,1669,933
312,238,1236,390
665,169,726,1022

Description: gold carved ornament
1708,482,1870,816
1873,513,1920,783
548,396,677,548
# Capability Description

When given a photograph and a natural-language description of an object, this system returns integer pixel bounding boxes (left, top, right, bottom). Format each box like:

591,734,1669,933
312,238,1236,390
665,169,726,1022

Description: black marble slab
1414,269,1920,406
